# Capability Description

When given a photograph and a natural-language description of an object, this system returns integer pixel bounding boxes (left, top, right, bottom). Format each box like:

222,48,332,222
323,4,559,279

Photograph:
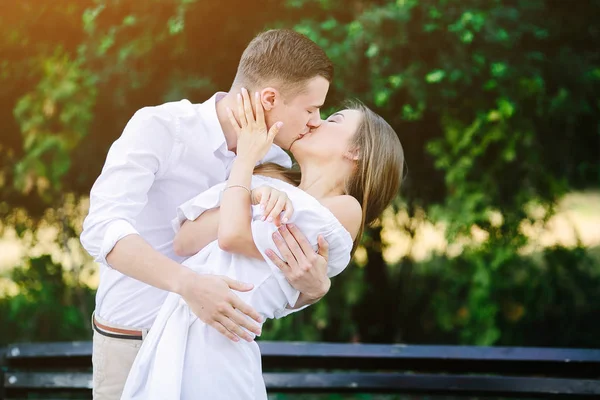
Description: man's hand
178,273,263,342
265,223,330,302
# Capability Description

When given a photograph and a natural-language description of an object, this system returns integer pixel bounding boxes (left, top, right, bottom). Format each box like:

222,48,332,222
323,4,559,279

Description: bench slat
4,372,600,396
7,341,600,363
6,341,600,377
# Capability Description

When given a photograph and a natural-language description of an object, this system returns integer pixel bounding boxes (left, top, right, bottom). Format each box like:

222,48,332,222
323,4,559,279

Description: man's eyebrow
311,104,324,109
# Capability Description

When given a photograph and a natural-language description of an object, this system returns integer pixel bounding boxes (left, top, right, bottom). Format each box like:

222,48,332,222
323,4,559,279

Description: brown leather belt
92,315,144,340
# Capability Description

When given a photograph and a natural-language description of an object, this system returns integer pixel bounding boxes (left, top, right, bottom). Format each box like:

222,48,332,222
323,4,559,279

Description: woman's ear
344,147,360,161
260,87,279,111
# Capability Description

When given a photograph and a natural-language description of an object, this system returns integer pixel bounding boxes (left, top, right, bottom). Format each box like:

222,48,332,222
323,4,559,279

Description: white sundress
121,175,353,400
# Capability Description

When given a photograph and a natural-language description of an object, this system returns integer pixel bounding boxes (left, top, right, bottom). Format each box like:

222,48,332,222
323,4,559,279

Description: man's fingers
211,321,240,342
230,298,263,334
265,249,291,272
230,295,263,324
286,223,316,258
272,231,298,266
317,234,330,260
278,225,306,263
236,93,247,127
222,276,253,292
241,88,255,124
218,315,253,342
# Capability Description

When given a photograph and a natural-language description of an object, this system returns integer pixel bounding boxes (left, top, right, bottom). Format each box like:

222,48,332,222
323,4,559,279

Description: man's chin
287,137,300,152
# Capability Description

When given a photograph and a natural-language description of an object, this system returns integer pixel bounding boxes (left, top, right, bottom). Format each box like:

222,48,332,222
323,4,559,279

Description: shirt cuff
97,220,140,267
273,302,311,319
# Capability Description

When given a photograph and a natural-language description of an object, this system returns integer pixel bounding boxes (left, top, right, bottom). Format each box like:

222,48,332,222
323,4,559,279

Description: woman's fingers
263,192,281,222
254,91,266,127
236,93,247,128
241,88,255,125
226,107,241,136
281,199,294,224
268,121,283,142
268,196,288,225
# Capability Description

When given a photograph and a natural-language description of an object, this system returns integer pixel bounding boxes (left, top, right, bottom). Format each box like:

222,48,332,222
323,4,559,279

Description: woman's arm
174,89,283,259
173,208,220,257
216,156,263,259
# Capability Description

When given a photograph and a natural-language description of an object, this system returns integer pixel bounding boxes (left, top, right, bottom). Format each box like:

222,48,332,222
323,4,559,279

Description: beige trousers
92,313,148,400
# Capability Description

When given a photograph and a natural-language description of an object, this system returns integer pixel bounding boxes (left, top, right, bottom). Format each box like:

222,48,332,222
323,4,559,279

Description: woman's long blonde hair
254,101,404,255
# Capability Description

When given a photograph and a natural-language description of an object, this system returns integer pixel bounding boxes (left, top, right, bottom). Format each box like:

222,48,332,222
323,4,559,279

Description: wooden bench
2,341,600,398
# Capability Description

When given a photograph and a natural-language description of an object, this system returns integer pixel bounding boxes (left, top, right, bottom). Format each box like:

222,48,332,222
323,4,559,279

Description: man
80,29,335,399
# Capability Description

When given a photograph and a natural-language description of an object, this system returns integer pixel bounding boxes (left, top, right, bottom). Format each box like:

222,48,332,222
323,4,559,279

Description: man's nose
308,116,322,129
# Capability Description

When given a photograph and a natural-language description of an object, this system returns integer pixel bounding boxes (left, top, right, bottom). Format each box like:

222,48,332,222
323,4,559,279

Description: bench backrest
2,341,600,398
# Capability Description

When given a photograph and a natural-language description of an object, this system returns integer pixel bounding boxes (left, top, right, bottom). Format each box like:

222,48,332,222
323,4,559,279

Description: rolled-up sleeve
80,108,176,266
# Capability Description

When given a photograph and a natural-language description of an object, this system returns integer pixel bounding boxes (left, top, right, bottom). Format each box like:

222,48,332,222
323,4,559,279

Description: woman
121,89,404,399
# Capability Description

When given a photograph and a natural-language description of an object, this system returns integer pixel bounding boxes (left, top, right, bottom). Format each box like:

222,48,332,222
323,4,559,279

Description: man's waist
95,271,169,329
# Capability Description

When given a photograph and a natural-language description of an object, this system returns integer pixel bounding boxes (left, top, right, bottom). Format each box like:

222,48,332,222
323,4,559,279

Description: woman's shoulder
319,195,362,241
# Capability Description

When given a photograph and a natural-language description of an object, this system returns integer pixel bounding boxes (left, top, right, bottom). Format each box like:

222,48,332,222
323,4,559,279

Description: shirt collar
197,92,230,155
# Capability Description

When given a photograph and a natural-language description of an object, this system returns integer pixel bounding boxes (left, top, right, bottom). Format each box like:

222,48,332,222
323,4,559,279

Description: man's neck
214,92,239,153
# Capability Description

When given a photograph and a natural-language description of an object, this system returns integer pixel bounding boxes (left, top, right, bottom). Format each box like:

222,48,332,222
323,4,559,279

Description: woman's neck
298,163,346,200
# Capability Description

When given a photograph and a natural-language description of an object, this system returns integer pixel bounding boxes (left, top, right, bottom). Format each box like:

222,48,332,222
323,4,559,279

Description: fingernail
241,87,247,93
282,217,288,224
280,225,287,232
276,122,284,128
267,216,273,222
237,93,241,100
255,92,259,98
288,223,295,228
234,336,239,342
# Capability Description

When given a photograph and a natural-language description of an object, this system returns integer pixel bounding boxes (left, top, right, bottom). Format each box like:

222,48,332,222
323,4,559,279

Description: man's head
232,29,334,150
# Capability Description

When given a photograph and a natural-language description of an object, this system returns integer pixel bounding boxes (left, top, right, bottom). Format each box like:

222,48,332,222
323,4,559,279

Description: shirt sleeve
171,182,227,233
260,145,292,168
80,108,177,267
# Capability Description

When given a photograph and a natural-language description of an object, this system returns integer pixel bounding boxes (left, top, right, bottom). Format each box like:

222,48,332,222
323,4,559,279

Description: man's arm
80,108,261,342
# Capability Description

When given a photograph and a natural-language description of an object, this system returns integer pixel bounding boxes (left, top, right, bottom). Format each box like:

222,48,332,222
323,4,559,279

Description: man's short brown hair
233,29,334,95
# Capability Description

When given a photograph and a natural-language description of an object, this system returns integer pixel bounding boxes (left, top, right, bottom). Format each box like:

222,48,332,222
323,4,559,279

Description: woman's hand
227,88,283,164
251,185,294,226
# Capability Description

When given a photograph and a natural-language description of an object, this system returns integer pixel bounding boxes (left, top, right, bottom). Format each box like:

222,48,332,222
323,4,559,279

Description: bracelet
223,184,251,195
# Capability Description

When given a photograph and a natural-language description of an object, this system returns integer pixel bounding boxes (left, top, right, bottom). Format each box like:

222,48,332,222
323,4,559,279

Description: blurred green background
0,0,599,349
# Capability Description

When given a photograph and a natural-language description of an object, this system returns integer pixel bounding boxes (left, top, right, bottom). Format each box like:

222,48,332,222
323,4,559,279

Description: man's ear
260,87,279,111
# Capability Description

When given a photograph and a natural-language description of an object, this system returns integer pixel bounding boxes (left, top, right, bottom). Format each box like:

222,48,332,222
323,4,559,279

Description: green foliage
0,255,95,344
0,0,598,347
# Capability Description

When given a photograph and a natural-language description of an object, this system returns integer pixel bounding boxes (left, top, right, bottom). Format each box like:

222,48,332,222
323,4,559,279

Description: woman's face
290,109,362,164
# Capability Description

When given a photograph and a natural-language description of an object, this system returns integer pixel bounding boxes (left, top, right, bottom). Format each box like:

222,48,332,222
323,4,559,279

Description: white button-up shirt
80,93,291,328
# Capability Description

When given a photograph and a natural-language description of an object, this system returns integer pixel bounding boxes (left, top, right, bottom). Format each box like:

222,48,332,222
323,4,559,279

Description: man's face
267,76,330,150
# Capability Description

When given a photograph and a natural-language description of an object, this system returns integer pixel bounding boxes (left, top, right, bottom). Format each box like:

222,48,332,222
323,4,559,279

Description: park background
0,0,599,351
